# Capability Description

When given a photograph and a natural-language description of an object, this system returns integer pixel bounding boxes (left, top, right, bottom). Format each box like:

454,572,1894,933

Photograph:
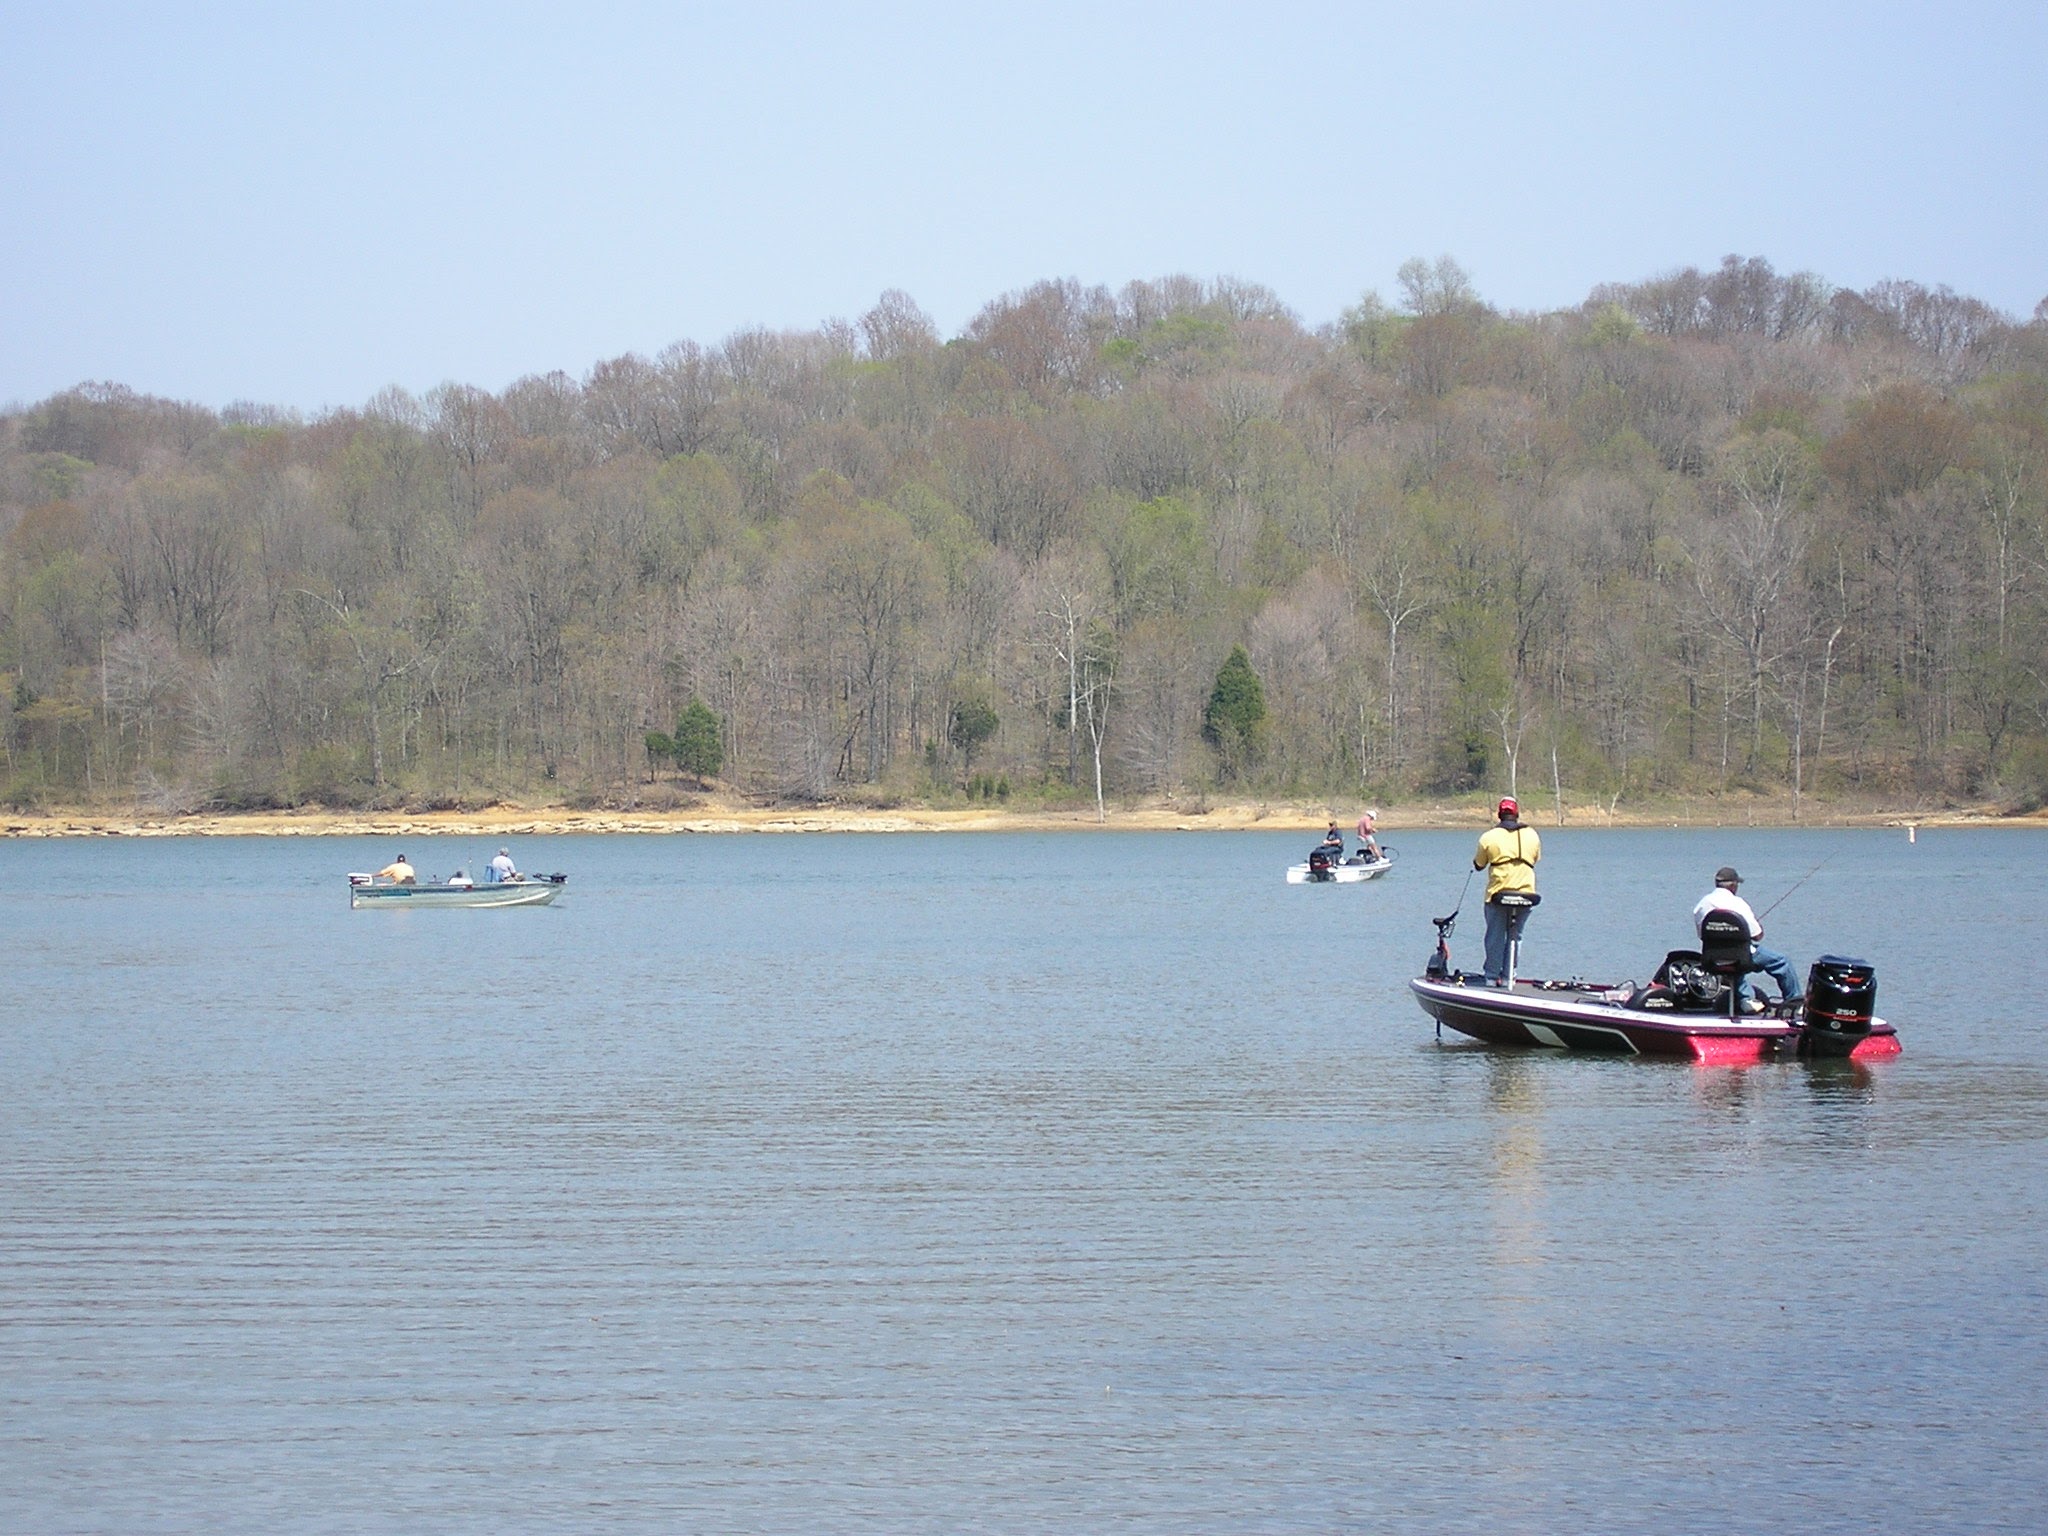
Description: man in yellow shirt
375,853,417,885
1473,797,1540,985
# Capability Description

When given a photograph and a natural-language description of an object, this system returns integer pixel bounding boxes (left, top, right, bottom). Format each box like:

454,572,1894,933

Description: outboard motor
1307,848,1335,882
1800,955,1877,1055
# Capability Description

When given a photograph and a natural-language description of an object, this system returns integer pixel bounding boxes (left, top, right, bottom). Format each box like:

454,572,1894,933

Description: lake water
3,826,2045,1533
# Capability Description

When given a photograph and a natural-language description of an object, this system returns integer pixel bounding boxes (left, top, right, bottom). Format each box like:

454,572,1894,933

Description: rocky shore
2,796,2035,838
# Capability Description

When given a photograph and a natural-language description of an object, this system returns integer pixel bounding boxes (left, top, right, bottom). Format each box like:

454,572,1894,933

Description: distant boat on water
1285,848,1396,883
347,873,566,909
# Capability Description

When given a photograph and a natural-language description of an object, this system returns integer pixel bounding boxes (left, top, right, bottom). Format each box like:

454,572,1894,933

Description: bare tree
295,589,451,789
1357,525,1436,778
1689,430,1816,769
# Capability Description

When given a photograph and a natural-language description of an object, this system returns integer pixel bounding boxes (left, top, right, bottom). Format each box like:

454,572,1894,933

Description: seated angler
1691,866,1802,1012
1318,821,1346,861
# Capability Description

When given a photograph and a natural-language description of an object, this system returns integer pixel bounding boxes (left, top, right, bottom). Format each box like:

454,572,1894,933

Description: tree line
3,255,2046,816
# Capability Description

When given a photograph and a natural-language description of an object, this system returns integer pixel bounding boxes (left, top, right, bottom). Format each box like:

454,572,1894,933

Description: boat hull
1286,856,1394,884
1409,976,1899,1063
349,880,560,910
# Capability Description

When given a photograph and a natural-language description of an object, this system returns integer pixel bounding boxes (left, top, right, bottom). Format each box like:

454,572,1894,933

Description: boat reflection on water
1479,1055,1549,1342
1801,1057,1882,1103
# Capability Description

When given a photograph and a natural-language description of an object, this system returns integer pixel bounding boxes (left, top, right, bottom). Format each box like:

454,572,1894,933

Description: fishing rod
1757,856,1830,919
1436,866,1476,930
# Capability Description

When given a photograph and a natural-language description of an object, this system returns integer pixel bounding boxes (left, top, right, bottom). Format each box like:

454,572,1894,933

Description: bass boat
1409,909,1899,1064
1286,847,1396,884
347,873,567,909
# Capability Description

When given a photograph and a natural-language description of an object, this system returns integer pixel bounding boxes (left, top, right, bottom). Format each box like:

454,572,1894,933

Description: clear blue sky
3,1,2043,412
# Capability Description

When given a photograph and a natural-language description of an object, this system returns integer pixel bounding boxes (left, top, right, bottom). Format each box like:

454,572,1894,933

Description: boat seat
1697,910,1758,1017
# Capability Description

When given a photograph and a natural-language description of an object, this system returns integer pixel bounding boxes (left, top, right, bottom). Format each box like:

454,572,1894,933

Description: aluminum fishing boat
347,873,566,909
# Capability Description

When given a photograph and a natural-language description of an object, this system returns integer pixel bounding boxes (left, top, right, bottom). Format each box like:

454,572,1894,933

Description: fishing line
1758,856,1830,919
1424,867,1476,1003
1438,866,1475,927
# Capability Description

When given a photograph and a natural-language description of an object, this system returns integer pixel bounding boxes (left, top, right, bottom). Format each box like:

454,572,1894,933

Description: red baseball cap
1498,797,1518,816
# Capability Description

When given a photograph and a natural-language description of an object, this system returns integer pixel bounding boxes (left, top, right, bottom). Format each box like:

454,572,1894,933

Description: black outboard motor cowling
1801,955,1877,1052
1307,848,1335,880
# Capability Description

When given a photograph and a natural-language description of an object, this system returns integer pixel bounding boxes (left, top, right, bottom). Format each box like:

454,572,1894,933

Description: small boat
1409,914,1898,1064
347,873,567,909
1286,847,1396,884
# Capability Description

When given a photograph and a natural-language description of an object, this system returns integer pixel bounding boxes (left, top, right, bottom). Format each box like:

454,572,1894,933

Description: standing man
1473,797,1540,986
1356,808,1382,862
1691,866,1801,1010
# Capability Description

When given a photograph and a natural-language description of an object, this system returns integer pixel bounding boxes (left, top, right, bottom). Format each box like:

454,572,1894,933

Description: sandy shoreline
3,797,2038,838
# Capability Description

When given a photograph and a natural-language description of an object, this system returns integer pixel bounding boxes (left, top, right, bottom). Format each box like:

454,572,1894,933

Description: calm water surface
3,827,2045,1532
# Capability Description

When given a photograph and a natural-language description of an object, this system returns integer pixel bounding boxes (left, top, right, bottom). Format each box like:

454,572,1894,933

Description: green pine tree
1202,645,1266,782
670,699,724,786
948,695,999,774
643,731,674,780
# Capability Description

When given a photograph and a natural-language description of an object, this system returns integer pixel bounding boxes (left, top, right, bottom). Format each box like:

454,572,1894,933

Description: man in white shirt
1691,866,1802,1009
487,848,518,884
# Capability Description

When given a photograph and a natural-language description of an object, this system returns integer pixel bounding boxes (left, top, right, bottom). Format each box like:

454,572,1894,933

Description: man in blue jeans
1690,866,1801,1011
1474,797,1541,985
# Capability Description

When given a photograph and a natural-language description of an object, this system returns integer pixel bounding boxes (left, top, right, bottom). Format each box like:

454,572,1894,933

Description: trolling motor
1426,911,1457,979
1426,865,1476,980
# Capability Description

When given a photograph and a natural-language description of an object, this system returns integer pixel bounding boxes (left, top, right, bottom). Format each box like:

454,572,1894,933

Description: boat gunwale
348,880,560,909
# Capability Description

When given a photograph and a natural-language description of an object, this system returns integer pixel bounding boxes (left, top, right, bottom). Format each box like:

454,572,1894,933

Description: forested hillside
4,256,2046,815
